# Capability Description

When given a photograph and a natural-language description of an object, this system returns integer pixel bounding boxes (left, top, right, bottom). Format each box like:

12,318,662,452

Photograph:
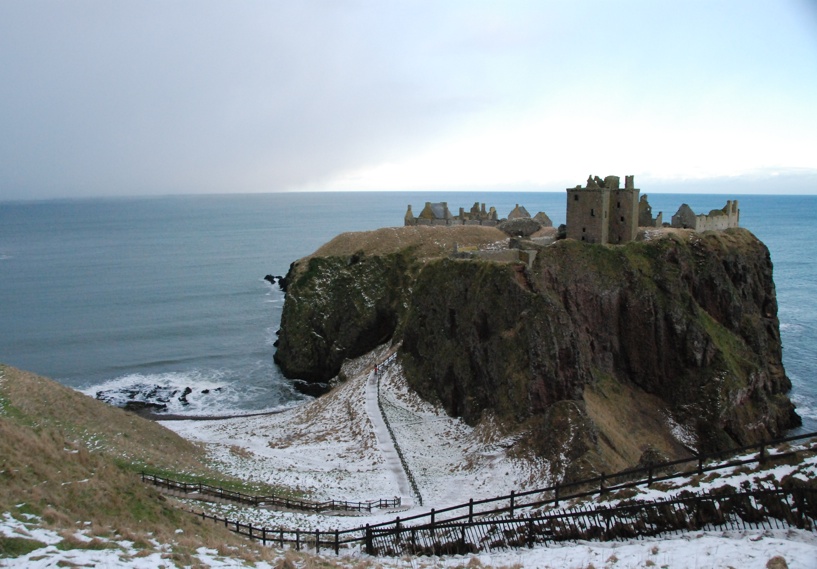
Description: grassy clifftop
309,224,507,260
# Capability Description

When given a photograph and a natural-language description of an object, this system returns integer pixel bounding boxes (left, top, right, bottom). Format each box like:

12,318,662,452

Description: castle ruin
566,175,740,244
402,175,740,245
565,175,640,244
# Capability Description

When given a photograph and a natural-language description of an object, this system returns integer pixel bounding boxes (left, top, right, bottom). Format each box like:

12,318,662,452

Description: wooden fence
346,430,817,534
142,473,400,513
191,484,817,556
365,486,817,556
184,431,816,556
374,351,423,506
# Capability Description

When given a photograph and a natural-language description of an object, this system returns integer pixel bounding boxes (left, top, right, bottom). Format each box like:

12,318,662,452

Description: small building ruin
404,201,499,226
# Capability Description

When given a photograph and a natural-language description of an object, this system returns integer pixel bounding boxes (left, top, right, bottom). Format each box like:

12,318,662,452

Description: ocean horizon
0,191,814,432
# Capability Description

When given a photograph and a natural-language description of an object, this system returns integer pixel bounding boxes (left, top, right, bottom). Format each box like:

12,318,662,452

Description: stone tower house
565,175,640,244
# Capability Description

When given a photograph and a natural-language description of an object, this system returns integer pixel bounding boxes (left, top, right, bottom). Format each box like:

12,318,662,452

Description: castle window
574,195,579,201
582,227,586,233
617,201,621,208
590,208,595,217
620,216,625,222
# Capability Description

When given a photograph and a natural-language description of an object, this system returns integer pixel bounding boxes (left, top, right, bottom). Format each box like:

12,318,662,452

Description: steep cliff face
275,227,800,473
401,230,799,458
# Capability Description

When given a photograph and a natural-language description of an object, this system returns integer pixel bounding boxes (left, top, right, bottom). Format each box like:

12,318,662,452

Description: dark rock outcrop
275,226,800,466
273,250,415,382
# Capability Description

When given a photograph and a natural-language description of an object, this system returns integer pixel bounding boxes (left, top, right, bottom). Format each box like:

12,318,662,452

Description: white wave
79,369,284,416
791,393,817,421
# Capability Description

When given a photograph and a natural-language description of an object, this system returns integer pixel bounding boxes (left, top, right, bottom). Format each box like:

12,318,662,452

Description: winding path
365,369,414,506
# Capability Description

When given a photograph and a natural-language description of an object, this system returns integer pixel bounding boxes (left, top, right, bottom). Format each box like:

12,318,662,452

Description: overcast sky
1,0,816,200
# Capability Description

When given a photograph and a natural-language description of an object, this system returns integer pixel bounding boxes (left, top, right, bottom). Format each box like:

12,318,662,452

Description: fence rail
190,485,817,556
151,346,817,557
365,486,817,556
141,473,400,513
374,351,423,506
179,427,816,556
354,430,817,534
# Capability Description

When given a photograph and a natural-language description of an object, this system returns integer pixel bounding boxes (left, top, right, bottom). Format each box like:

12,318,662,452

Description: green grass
0,535,47,557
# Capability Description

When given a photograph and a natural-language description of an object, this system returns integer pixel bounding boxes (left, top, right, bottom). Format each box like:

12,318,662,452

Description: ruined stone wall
695,200,740,232
671,201,739,232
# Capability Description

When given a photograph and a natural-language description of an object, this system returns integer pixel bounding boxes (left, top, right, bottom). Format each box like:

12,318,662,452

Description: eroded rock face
275,227,800,465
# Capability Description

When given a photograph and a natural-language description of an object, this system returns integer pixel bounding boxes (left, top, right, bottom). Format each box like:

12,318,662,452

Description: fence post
758,443,767,464
698,455,704,475
315,530,320,553
469,498,474,523
554,483,560,508
648,465,653,486
527,517,535,547
262,527,266,546
510,490,515,517
296,529,300,551
334,529,339,555
600,473,606,494
365,524,372,555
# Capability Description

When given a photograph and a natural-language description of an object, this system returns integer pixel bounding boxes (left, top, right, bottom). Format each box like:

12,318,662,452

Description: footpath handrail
141,473,401,513
149,344,817,555
374,352,424,506
357,429,817,531
364,349,817,531
363,486,817,556
191,484,817,555
172,429,816,550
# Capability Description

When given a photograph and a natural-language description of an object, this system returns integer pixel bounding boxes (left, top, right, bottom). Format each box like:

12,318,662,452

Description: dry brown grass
583,374,692,471
310,225,508,260
0,365,213,475
0,364,287,563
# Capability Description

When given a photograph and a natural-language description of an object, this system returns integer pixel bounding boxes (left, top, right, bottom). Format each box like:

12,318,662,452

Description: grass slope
0,364,277,564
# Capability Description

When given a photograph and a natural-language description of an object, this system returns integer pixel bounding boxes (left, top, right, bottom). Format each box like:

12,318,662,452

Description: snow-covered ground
161,346,541,526
3,347,815,568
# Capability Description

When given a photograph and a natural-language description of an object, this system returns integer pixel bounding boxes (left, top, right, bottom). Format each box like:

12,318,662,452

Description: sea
0,192,814,432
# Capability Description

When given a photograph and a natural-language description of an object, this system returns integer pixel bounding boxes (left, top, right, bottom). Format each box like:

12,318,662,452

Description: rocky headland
274,225,801,481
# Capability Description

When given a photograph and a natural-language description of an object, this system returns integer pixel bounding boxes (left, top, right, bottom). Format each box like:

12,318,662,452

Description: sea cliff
274,226,801,476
